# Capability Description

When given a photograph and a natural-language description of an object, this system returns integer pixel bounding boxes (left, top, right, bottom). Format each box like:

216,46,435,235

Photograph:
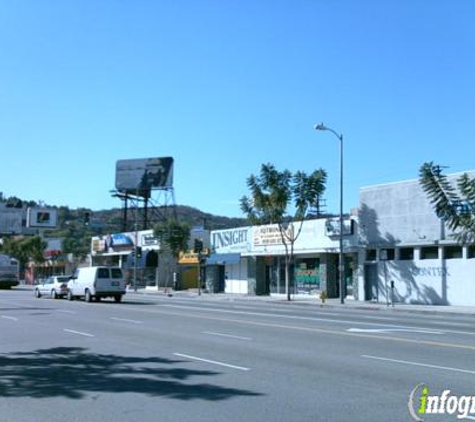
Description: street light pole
314,123,345,304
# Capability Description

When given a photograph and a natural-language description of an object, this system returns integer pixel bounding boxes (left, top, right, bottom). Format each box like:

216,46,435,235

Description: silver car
34,276,70,299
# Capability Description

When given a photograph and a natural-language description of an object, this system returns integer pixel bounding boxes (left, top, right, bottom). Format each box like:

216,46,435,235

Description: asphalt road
1,289,475,422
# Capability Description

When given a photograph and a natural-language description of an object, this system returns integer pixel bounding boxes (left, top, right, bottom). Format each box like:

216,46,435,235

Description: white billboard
115,157,174,194
0,207,23,234
26,207,58,229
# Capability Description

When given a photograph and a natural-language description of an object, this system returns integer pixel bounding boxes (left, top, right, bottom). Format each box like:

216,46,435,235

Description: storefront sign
179,251,200,264
92,230,161,255
141,232,159,246
253,224,294,247
212,227,251,253
294,268,320,286
91,232,135,255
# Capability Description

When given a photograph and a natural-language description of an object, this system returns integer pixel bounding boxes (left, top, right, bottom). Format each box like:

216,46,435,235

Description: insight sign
211,228,251,253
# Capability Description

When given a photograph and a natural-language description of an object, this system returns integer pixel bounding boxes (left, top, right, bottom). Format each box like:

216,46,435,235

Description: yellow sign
178,248,210,264
178,251,199,264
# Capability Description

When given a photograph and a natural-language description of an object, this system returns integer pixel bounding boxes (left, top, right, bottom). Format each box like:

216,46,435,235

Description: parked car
67,266,126,302
34,276,70,299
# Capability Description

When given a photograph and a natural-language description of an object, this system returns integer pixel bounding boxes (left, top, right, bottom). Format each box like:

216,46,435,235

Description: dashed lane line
202,331,252,341
63,329,95,337
173,353,250,371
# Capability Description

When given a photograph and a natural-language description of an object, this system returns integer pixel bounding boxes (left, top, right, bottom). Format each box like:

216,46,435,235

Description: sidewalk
128,287,475,317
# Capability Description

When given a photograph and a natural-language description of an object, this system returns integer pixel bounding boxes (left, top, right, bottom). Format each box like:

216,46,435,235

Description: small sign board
26,207,58,229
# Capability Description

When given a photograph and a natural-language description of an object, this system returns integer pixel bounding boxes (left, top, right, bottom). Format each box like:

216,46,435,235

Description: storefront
207,227,251,294
91,230,161,287
210,219,359,297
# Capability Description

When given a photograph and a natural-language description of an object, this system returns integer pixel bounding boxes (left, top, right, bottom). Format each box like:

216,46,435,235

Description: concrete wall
359,180,444,245
357,245,475,306
224,260,248,294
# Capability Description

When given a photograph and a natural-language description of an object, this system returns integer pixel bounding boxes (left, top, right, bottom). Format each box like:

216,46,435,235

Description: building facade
357,171,475,306
208,218,359,298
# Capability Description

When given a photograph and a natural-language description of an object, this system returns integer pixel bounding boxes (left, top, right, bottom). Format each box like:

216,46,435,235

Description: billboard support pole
133,189,139,292
133,226,138,292
144,193,149,230
123,194,129,232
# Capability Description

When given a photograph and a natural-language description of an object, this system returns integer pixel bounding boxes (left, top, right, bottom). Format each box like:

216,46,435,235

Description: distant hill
0,195,247,238
91,205,247,233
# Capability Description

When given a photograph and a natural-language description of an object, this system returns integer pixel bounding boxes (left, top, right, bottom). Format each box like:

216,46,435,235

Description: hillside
89,205,247,234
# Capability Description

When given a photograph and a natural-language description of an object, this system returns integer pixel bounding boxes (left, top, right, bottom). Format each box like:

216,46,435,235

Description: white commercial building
357,170,475,306
209,169,475,306
208,218,359,297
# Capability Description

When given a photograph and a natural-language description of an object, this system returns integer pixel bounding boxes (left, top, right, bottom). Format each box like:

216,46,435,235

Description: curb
125,290,475,316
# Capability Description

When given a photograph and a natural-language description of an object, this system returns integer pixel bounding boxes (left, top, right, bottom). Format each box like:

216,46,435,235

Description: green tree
419,162,475,244
0,236,47,277
240,163,327,300
154,219,191,260
154,219,190,288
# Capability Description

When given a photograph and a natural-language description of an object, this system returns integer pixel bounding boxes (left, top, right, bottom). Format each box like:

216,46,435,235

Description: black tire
67,290,74,301
85,289,92,303
114,295,122,303
35,288,41,298
51,290,57,300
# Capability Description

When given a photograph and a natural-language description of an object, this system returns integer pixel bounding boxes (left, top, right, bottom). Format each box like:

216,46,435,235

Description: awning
206,253,241,265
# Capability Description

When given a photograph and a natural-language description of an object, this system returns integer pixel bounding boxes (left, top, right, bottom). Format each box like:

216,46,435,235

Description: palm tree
419,162,475,244
240,163,327,300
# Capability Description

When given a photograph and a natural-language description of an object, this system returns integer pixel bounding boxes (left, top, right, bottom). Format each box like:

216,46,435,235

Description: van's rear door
95,267,125,293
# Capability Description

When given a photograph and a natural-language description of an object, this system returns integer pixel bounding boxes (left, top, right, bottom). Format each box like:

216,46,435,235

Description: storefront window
443,246,463,259
399,248,414,260
268,258,289,294
366,249,377,261
380,248,395,261
420,246,439,260
294,258,320,294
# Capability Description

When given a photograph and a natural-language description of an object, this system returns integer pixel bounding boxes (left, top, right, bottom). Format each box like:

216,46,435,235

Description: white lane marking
63,329,95,338
173,353,250,371
1,315,18,321
56,310,76,314
202,331,252,341
145,296,475,326
149,296,343,315
461,416,475,420
111,317,143,324
362,355,475,375
348,328,443,335
160,304,475,336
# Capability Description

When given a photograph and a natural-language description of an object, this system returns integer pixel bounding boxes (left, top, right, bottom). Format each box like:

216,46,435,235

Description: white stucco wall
358,252,475,306
224,260,248,294
358,170,475,306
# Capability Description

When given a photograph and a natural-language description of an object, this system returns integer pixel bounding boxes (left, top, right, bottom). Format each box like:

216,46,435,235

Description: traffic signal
131,246,142,259
84,212,90,225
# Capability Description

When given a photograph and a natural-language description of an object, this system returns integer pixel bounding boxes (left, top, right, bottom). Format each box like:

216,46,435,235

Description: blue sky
1,1,474,218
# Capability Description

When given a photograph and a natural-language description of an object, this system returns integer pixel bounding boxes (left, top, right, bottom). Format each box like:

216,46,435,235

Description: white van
67,266,126,303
